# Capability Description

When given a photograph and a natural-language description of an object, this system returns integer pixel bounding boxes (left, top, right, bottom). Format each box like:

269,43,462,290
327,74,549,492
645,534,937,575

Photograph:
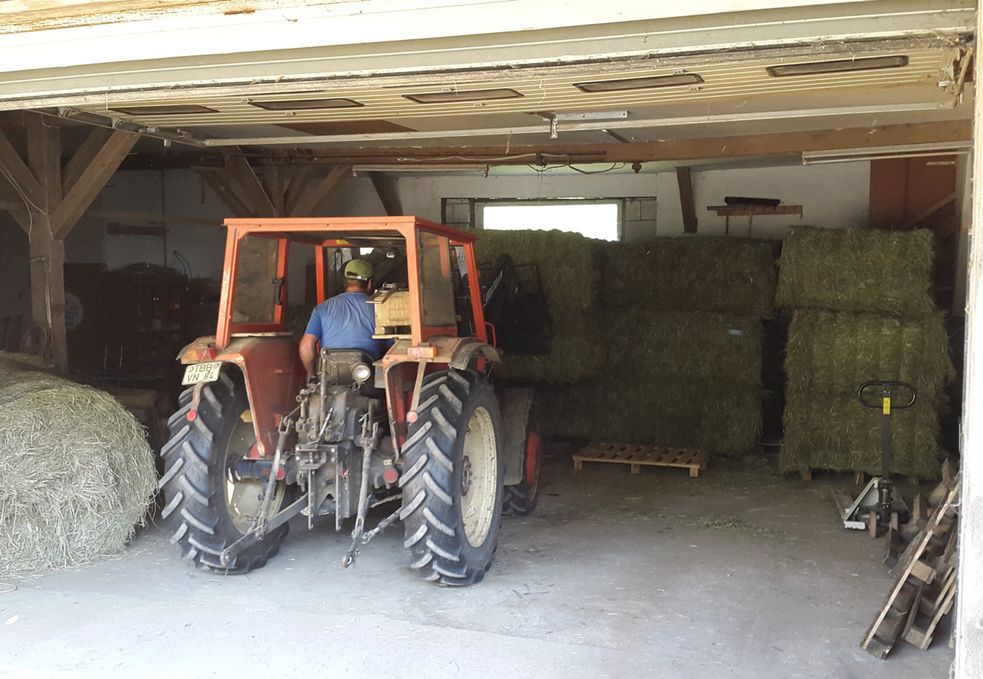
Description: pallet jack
835,381,915,538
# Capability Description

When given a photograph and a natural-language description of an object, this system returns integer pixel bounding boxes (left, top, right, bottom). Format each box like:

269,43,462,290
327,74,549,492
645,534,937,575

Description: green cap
344,259,374,281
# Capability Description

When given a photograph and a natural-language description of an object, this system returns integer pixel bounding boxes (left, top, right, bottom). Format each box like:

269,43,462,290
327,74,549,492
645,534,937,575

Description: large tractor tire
399,370,504,586
502,421,541,516
158,371,289,574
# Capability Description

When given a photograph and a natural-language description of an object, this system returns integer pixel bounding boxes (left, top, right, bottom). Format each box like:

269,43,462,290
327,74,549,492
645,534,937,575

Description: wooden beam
51,129,138,238
283,164,311,216
26,113,61,211
197,168,252,218
0,175,29,232
676,166,697,234
287,121,972,166
290,165,350,216
0,126,41,206
262,160,286,217
368,171,402,216
62,126,112,195
223,151,275,217
24,113,66,371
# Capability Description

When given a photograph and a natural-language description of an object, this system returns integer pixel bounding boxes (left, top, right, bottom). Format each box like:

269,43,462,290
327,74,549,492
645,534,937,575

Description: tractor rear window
233,235,280,324
418,232,457,327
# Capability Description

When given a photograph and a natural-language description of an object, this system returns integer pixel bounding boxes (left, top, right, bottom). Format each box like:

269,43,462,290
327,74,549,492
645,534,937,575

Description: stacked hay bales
478,231,775,456
0,357,156,578
475,229,604,383
544,238,774,455
778,227,953,479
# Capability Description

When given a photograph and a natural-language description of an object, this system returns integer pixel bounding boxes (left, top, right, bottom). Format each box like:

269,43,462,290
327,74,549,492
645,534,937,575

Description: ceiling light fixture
249,98,363,110
110,105,218,115
767,55,908,77
801,141,970,165
574,73,703,93
403,88,523,104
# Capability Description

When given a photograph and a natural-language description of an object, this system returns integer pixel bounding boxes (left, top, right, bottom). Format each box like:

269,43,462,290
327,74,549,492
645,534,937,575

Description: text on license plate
182,361,222,385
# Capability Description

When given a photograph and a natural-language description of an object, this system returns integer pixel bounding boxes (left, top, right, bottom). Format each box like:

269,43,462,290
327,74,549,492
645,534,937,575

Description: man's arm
300,308,323,378
300,333,319,378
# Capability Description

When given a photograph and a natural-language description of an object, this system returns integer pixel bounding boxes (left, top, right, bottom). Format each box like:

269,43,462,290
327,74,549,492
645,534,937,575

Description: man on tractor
299,258,385,378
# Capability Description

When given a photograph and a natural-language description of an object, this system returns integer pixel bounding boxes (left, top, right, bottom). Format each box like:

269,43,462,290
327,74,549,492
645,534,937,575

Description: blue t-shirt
304,292,386,359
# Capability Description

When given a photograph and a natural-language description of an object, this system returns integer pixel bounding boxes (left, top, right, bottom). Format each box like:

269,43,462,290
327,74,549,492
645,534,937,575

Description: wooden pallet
573,442,708,478
861,475,960,658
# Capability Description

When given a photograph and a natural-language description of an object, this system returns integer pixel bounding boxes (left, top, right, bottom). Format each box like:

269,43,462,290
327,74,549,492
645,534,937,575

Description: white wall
386,161,871,239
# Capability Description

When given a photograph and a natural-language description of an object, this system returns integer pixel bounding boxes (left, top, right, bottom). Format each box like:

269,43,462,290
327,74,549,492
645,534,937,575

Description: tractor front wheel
399,370,504,586
158,371,289,573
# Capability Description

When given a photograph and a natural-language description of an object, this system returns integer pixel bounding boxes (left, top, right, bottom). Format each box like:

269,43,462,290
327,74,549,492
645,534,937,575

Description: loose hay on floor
0,359,156,578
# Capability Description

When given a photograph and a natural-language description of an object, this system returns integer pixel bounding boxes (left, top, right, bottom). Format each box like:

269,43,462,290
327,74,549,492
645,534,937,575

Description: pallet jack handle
858,381,916,506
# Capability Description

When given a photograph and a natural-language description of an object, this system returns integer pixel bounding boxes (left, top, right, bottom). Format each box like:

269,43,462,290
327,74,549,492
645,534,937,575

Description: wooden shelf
707,205,803,217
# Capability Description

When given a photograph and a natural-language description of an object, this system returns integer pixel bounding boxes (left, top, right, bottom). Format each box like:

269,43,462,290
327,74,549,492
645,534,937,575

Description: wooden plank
863,479,960,656
572,442,707,478
51,130,137,238
707,205,802,217
676,166,697,233
291,165,350,216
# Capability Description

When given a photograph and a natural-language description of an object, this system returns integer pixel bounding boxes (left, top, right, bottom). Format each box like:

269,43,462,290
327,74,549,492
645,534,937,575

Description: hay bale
776,226,935,315
781,392,942,479
476,229,603,382
0,359,156,578
605,310,762,385
536,377,762,456
601,237,776,317
786,310,953,400
475,229,600,313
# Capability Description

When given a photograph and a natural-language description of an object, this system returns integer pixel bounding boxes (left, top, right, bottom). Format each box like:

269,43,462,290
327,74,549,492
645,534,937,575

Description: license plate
182,361,222,385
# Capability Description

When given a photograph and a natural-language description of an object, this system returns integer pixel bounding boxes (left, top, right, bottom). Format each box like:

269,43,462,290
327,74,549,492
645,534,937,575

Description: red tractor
159,217,540,585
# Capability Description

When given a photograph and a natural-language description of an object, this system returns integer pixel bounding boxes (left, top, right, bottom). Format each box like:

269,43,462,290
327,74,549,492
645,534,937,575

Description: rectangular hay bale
781,391,943,479
776,226,935,316
600,237,776,317
785,310,953,401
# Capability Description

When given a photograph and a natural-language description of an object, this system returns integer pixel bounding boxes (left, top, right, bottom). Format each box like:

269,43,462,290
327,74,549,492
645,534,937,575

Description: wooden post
0,114,136,372
954,5,983,674
676,166,697,233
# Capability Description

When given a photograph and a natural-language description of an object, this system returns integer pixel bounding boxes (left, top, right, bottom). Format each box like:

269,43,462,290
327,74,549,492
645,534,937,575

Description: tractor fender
449,341,501,371
498,387,534,486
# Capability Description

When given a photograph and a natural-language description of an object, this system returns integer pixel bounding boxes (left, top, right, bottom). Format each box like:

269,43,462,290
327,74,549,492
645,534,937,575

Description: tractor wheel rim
461,406,497,547
224,415,285,534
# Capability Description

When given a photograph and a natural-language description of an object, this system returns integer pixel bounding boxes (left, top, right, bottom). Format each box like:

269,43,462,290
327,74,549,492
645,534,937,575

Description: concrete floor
0,447,953,679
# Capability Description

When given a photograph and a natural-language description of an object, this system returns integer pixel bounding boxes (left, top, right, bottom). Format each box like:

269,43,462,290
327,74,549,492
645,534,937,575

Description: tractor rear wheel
399,370,504,586
158,371,288,574
502,422,541,516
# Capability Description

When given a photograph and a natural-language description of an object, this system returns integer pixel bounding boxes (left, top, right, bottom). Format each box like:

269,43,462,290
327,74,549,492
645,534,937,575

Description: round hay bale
0,359,156,578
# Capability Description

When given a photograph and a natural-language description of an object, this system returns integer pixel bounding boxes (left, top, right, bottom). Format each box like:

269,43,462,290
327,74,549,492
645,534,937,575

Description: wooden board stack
861,473,960,658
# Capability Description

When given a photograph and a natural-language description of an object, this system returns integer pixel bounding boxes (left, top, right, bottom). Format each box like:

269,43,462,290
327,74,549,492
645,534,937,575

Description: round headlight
351,363,372,384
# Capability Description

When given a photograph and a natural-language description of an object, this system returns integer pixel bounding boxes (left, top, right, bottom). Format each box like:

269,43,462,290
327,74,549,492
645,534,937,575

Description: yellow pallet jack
835,381,914,537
